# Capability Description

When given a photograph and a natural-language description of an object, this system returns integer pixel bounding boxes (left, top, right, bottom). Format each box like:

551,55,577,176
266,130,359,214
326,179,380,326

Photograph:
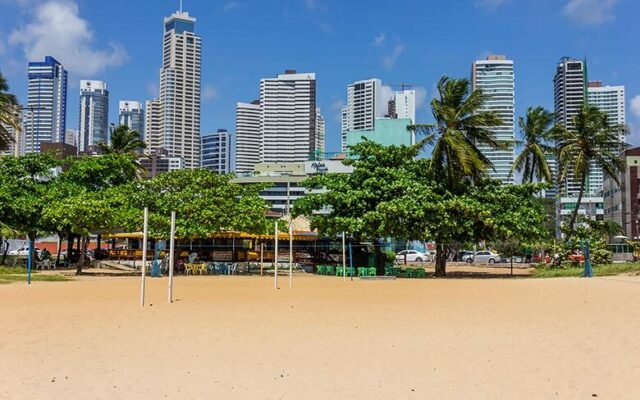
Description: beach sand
0,274,639,399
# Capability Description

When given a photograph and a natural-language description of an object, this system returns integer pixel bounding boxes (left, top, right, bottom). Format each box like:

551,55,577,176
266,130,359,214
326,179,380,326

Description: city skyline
0,1,639,154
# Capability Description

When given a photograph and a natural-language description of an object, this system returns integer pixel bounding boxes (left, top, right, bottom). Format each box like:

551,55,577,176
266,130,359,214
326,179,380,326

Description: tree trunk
374,239,385,276
566,173,588,241
76,235,87,275
66,235,74,267
55,233,63,268
435,242,447,277
529,157,536,183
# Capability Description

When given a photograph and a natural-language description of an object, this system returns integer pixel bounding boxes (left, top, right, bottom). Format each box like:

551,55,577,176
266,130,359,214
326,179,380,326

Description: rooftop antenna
179,0,183,12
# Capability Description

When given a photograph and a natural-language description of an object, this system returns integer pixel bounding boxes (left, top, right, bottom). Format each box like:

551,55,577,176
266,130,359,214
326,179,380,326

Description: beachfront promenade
1,274,639,399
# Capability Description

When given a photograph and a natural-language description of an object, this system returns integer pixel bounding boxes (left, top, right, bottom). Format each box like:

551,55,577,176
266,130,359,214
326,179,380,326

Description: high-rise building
119,101,145,135
315,107,325,156
78,80,109,153
201,129,233,174
26,56,67,153
260,70,316,163
65,128,78,148
144,99,163,154
342,78,384,151
0,123,24,157
390,89,416,123
471,55,515,184
586,81,627,194
552,57,588,197
604,147,640,240
235,101,261,173
153,9,202,168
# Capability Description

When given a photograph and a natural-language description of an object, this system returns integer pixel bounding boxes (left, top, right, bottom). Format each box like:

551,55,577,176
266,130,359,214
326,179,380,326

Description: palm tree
411,76,504,276
555,104,628,237
511,107,556,184
0,72,21,151
412,76,505,193
97,125,146,155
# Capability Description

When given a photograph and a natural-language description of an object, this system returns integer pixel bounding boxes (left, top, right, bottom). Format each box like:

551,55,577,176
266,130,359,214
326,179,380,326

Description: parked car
455,251,474,262
395,250,430,263
8,246,43,258
464,251,501,264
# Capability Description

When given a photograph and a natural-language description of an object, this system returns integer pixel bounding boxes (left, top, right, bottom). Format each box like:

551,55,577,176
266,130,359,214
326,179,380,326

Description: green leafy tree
0,154,59,263
554,105,628,237
411,76,504,192
120,169,271,239
0,72,20,151
511,106,556,183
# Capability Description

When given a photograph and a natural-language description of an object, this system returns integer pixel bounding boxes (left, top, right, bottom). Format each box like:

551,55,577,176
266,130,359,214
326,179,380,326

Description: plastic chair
368,267,377,277
357,267,366,277
198,264,208,275
207,263,216,275
325,265,335,276
316,265,326,275
336,266,344,276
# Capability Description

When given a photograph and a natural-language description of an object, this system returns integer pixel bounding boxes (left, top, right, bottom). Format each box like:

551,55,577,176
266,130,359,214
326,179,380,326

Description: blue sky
1,0,639,152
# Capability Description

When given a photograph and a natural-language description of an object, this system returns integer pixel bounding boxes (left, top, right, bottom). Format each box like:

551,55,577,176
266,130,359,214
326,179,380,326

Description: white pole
342,232,346,281
140,207,149,307
168,211,176,304
289,221,293,288
274,221,279,289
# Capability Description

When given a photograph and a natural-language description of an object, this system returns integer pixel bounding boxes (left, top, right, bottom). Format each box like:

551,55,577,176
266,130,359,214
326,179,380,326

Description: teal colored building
345,118,414,148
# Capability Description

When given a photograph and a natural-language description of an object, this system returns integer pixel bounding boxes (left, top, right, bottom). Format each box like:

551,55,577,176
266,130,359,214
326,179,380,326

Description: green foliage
511,106,556,184
553,105,629,236
532,262,640,278
0,153,59,239
0,266,70,284
97,125,146,155
119,168,271,239
0,72,20,151
384,251,396,263
410,76,505,192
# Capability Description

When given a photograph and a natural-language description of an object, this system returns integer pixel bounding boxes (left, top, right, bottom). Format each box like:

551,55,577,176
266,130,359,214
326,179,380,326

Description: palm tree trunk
1,237,8,265
566,173,588,240
529,157,536,183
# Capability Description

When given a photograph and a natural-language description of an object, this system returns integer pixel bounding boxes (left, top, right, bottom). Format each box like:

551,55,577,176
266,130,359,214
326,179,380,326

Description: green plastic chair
368,267,377,277
336,266,344,276
326,265,335,276
316,265,326,275
414,268,426,279
358,267,367,277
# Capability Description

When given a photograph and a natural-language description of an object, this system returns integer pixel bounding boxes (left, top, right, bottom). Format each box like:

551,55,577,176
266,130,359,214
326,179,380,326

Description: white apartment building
471,55,515,184
315,107,325,157
145,99,163,153
78,80,109,152
259,70,317,164
0,123,24,157
155,9,202,168
390,89,416,124
235,101,261,173
119,100,145,135
26,56,67,153
341,78,384,151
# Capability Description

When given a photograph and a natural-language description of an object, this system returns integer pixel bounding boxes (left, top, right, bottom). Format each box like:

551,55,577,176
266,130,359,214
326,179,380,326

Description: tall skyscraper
201,129,233,174
119,101,145,135
235,101,261,173
588,81,626,141
553,57,593,196
26,56,67,153
0,123,24,157
144,99,163,153
260,70,316,163
153,9,202,168
471,55,515,184
342,78,384,151
78,80,109,152
65,129,78,148
315,107,325,156
388,89,416,124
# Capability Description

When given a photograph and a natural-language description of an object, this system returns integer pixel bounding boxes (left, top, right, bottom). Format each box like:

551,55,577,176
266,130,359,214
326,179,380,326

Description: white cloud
475,0,509,11
305,0,325,11
330,99,346,123
631,95,640,119
371,33,386,47
202,85,219,101
563,0,618,26
9,1,128,76
382,44,406,70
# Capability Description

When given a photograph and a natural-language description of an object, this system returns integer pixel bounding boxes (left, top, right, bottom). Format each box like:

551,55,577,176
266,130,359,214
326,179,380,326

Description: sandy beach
1,274,639,399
